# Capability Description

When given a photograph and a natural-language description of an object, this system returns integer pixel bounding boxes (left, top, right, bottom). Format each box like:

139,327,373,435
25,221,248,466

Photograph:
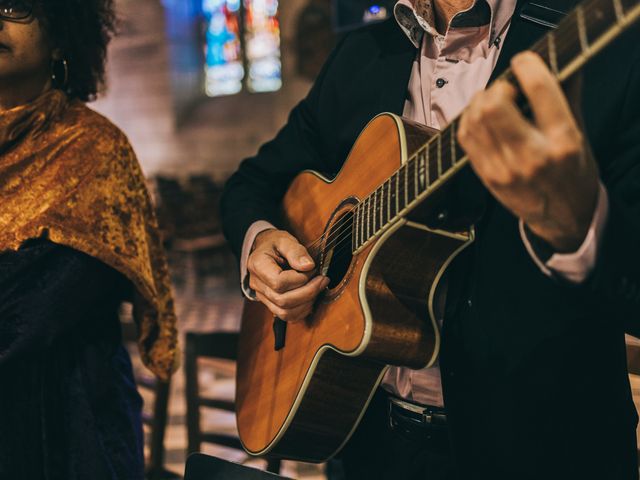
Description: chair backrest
185,454,289,480
185,331,241,455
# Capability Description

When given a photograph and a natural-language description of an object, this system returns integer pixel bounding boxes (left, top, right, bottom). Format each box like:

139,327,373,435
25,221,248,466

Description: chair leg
185,336,202,455
266,459,281,474
149,380,171,475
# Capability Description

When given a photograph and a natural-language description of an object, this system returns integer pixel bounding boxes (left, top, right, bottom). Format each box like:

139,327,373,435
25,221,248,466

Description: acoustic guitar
236,0,640,463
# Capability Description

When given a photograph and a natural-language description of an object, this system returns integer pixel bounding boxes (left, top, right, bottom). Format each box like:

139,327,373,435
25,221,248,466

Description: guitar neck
352,0,640,254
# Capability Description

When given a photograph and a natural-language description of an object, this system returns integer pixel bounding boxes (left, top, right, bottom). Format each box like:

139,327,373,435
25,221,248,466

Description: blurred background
89,1,640,478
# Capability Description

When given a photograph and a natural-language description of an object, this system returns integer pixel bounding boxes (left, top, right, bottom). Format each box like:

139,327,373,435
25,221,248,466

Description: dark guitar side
236,114,473,462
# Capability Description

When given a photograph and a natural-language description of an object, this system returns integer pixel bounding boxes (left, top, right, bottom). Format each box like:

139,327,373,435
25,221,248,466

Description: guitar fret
413,155,419,197
363,200,367,244
380,185,385,227
577,5,590,53
614,0,624,19
357,203,362,247
360,207,365,248
398,166,406,211
374,189,380,233
403,164,409,207
370,195,375,239
388,175,395,219
351,205,360,250
360,198,365,245
437,135,442,177
547,33,559,75
395,172,400,214
369,195,375,239
378,188,387,228
421,149,428,191
428,142,439,187
407,158,416,204
386,180,391,222
365,197,370,241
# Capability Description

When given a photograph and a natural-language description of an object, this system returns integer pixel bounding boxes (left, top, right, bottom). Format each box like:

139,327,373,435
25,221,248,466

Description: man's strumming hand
248,229,329,322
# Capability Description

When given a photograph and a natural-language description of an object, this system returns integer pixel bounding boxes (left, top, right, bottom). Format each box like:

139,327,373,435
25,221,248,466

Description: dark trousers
332,389,456,480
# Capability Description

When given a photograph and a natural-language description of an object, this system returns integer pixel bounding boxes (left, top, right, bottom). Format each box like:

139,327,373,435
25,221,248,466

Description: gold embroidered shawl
0,90,178,381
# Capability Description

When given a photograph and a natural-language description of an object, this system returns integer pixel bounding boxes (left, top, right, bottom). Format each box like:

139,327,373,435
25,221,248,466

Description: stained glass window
202,0,281,97
202,0,244,96
244,0,282,93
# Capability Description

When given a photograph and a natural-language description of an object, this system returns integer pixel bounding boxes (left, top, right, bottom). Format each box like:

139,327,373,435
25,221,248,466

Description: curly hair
37,0,117,102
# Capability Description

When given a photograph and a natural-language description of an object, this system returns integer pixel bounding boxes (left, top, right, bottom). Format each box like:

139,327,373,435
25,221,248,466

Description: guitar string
301,0,616,262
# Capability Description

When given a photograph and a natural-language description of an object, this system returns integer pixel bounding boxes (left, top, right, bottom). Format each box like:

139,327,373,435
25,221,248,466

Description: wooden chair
184,331,281,474
122,320,178,480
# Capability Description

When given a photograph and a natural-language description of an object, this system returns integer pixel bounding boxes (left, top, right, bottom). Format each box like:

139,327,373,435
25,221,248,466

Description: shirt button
435,78,448,88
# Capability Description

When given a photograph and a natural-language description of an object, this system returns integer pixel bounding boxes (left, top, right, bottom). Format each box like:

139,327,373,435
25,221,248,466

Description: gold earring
51,58,69,88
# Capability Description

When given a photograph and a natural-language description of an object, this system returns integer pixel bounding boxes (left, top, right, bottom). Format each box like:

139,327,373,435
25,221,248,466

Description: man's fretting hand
248,229,330,322
457,51,600,253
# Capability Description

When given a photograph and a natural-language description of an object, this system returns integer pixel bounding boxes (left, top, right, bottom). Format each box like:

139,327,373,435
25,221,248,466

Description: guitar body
235,113,474,462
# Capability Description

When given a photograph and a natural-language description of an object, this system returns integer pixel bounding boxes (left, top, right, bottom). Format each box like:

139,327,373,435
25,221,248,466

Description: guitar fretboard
352,0,640,252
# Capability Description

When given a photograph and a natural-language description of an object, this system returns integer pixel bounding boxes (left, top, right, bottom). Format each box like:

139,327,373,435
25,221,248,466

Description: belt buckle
421,412,434,424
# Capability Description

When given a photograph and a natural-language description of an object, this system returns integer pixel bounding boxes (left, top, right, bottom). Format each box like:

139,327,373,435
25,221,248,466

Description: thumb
275,235,315,272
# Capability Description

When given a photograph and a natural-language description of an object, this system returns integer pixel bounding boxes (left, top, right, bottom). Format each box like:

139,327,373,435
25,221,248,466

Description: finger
274,234,315,272
249,252,314,293
511,51,578,133
480,82,544,169
253,275,330,309
255,291,314,323
481,80,532,147
458,94,510,180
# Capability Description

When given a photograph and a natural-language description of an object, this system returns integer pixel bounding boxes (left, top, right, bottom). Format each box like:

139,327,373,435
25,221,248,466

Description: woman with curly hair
0,1,178,478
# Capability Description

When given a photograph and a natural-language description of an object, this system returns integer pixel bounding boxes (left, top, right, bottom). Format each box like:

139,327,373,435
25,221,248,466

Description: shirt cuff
240,220,277,300
520,182,609,284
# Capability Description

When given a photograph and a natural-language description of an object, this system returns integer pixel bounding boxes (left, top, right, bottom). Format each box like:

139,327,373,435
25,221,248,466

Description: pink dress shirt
239,0,609,408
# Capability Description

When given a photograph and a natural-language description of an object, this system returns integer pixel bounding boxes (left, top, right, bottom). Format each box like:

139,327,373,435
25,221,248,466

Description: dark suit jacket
221,1,640,477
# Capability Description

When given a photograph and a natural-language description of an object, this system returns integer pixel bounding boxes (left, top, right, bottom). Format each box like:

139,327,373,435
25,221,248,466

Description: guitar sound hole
321,212,354,290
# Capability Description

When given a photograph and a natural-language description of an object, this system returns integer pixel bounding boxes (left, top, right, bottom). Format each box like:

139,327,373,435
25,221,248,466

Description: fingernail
299,256,313,267
322,277,331,288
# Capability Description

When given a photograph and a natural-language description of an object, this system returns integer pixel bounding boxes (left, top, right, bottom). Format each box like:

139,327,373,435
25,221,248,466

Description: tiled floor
127,248,327,479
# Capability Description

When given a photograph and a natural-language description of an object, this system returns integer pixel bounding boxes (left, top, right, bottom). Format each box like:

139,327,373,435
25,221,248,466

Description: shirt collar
394,0,516,48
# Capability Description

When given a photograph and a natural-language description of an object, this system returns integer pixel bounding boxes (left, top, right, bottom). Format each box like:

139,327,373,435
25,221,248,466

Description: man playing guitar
222,0,640,478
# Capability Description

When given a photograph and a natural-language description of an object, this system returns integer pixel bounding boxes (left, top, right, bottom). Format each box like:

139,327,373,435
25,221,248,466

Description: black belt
388,396,448,430
385,395,450,450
